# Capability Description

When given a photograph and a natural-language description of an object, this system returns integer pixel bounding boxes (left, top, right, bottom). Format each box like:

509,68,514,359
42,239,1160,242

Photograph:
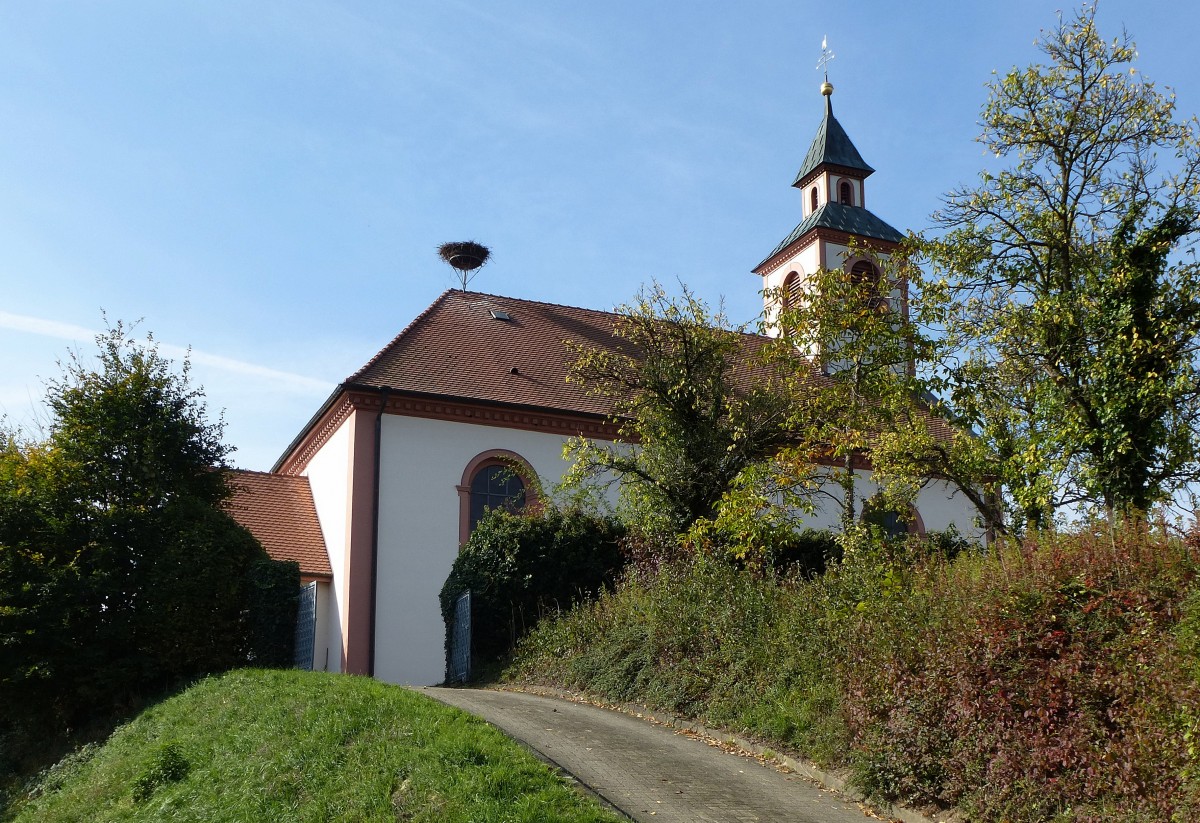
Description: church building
230,84,983,686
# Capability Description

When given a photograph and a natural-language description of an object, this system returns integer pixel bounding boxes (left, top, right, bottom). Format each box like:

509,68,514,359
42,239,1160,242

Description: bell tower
754,78,904,336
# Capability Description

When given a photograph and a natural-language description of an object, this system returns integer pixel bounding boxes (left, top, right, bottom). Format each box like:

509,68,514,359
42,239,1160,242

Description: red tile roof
348,290,627,416
344,290,952,433
276,289,957,471
226,470,332,579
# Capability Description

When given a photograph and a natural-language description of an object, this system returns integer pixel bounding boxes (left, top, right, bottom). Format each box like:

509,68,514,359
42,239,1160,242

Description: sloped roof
347,291,628,417
275,290,958,472
757,202,904,270
793,95,874,185
226,470,332,579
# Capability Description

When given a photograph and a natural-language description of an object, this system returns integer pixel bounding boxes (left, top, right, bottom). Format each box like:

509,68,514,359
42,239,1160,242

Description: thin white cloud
0,310,334,395
0,311,94,342
157,344,334,394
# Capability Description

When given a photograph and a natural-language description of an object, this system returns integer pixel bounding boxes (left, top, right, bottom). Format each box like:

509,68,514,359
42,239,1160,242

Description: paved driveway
424,687,882,823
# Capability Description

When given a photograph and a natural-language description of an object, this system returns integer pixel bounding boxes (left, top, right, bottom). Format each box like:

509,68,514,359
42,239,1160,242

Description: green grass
7,669,622,823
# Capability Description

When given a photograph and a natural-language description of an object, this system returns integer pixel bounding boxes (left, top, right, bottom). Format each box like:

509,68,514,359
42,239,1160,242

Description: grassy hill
6,668,621,823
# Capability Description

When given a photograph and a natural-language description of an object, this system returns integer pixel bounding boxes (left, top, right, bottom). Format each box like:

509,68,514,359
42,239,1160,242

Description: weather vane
816,35,835,81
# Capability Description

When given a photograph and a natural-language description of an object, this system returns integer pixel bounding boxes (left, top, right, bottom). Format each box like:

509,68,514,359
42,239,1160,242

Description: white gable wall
374,414,617,686
301,418,351,674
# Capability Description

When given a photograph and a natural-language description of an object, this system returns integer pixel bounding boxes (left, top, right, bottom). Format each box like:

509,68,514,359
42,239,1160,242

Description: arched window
849,260,878,284
781,271,801,311
810,186,819,212
863,497,924,539
849,260,888,312
458,450,537,544
469,465,525,529
839,180,853,206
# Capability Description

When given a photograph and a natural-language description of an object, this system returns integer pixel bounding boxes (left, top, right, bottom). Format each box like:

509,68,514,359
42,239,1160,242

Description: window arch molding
457,449,539,546
839,179,853,206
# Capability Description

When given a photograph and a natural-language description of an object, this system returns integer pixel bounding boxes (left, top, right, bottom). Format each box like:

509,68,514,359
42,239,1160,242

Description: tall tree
918,5,1200,522
0,324,282,732
562,283,799,540
769,249,951,533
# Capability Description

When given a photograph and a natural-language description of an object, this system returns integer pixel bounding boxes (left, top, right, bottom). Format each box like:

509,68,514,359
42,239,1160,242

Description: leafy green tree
562,280,971,560
918,5,1200,523
0,324,283,733
768,251,947,532
562,283,801,539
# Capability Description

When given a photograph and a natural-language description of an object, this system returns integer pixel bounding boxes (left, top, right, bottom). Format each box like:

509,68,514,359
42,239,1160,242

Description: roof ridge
346,289,767,387
229,467,305,478
345,290,627,388
452,289,623,320
463,289,767,336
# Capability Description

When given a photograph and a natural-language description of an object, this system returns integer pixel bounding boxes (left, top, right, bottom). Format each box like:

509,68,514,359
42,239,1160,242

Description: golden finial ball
820,81,834,96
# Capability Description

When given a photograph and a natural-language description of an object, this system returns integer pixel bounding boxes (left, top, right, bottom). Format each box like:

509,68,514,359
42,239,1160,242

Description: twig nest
438,241,490,272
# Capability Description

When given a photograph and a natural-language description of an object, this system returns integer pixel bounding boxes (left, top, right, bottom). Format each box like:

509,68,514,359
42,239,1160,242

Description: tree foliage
918,5,1200,526
439,504,625,669
561,279,983,560
562,283,800,539
0,324,288,737
768,250,949,531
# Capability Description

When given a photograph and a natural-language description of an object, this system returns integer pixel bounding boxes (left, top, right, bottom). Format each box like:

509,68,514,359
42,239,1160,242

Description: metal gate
294,582,317,670
447,590,471,683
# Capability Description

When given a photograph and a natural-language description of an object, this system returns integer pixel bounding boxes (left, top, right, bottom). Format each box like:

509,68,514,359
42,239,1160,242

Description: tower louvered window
784,271,803,311
850,261,888,311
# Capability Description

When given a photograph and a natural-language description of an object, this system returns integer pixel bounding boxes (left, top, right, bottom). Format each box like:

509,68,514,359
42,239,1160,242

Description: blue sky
2,1,1197,471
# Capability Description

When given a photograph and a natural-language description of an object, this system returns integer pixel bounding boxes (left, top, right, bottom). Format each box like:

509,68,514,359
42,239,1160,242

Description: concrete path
423,687,881,823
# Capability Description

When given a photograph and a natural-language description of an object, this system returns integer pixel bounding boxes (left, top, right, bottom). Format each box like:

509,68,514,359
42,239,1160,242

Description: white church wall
914,479,983,536
372,414,615,686
761,243,821,335
824,240,850,270
302,407,983,688
301,417,352,674
799,466,985,541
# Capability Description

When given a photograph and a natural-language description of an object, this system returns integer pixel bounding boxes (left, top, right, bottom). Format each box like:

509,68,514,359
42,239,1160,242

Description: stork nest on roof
437,241,491,272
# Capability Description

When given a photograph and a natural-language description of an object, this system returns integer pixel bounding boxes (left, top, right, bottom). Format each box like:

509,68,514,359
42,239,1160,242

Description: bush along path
509,525,1200,822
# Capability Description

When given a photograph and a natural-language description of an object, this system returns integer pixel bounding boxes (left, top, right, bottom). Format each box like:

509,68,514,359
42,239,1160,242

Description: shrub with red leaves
841,525,1200,821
